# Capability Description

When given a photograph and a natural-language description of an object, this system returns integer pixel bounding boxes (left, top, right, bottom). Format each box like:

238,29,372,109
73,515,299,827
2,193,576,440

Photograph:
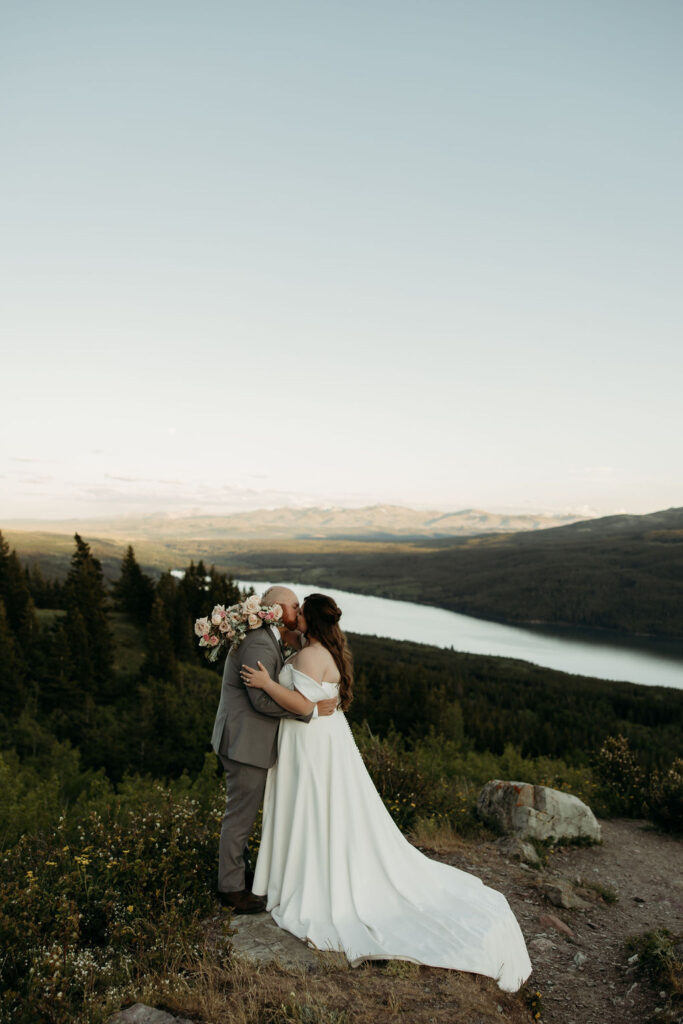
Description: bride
240,592,532,992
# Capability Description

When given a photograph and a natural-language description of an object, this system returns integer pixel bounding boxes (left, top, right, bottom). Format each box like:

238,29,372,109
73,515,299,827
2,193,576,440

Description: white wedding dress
252,664,532,992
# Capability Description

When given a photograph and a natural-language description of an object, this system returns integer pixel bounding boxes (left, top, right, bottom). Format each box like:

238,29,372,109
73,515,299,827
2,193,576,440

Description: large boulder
477,780,601,843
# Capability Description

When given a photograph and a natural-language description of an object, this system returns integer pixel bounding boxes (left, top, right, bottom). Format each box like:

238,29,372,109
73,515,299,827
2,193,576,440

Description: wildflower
127,905,134,912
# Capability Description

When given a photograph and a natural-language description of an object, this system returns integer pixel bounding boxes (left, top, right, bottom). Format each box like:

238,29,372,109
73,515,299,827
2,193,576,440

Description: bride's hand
241,661,272,689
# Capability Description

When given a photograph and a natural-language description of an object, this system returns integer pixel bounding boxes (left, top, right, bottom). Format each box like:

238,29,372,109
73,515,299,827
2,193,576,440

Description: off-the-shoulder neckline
284,663,340,687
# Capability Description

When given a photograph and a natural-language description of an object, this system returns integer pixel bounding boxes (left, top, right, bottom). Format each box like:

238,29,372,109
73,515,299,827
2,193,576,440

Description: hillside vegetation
1,531,682,1022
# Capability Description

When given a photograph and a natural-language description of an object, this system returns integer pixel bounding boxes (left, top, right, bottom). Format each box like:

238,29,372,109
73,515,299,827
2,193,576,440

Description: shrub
648,758,683,834
593,734,647,816
0,759,225,1023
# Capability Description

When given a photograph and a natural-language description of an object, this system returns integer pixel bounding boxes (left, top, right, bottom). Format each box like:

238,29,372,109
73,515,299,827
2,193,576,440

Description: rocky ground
425,818,682,1024
111,818,681,1024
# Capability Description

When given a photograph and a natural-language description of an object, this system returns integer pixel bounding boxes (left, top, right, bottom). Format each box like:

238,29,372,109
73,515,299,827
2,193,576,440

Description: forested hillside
2,528,682,786
223,506,683,638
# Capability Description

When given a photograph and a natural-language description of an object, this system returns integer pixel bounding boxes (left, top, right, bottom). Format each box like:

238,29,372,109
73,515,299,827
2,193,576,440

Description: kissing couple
210,586,532,991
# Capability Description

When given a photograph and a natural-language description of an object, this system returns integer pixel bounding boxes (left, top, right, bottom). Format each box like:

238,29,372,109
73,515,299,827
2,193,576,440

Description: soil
419,818,683,1024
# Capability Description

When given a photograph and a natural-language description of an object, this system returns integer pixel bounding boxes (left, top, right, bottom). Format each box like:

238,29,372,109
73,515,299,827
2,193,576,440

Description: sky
1,0,682,521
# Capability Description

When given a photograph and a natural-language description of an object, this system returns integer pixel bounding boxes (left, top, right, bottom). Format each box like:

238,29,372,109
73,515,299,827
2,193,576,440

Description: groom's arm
240,636,313,722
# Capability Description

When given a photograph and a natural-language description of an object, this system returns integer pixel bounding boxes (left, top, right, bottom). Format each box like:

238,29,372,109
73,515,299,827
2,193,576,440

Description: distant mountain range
3,504,585,541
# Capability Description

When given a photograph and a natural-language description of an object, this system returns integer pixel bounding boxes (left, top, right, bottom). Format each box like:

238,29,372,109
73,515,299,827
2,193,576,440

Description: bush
648,758,683,834
0,756,225,1023
594,735,683,831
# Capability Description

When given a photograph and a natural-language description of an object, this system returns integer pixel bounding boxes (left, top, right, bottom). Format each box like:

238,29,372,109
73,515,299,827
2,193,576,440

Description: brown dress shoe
217,889,266,914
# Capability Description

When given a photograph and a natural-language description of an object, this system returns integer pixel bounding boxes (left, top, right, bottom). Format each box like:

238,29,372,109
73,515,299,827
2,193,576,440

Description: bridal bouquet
194,594,284,662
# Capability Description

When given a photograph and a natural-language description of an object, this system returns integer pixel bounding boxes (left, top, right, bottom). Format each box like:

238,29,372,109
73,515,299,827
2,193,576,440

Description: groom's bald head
261,586,300,629
261,585,298,607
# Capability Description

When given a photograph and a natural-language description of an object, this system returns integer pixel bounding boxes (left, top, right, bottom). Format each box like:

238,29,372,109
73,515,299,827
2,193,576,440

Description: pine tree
0,598,26,713
0,531,10,599
37,618,80,722
0,543,34,637
63,533,114,692
113,545,155,623
142,593,179,684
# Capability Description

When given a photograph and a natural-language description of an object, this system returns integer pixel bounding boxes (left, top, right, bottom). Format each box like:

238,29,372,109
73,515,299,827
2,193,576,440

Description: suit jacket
210,623,313,769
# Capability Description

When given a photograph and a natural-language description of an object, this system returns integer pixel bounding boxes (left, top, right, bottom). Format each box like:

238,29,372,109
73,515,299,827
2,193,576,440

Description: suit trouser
217,752,267,893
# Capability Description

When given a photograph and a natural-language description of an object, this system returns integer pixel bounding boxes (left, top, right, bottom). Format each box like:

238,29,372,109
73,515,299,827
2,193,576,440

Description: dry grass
408,816,467,855
132,941,531,1024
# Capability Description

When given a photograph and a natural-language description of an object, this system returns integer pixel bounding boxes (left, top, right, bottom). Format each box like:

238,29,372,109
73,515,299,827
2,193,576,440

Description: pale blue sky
1,1,682,519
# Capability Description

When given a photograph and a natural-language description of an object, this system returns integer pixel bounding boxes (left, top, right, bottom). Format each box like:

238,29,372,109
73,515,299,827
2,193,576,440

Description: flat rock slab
229,911,322,970
109,1004,194,1024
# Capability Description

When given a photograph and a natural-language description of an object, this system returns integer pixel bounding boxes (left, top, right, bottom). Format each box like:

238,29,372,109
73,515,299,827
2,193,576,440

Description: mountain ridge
2,503,587,540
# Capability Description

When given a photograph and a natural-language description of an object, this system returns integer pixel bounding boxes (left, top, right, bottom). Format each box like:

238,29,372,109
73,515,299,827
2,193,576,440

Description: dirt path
429,818,682,1024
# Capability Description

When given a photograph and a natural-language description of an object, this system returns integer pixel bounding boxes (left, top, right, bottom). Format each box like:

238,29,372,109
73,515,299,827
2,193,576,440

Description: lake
237,579,683,691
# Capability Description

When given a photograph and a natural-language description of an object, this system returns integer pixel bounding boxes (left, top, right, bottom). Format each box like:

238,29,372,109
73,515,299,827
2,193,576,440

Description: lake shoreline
246,575,683,651
237,578,683,690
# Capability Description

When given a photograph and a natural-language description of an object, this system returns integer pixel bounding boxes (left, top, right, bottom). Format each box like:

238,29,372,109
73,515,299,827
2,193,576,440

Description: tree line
1,529,681,787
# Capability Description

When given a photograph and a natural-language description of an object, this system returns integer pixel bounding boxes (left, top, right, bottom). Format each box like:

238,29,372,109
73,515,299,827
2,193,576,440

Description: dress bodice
279,662,340,703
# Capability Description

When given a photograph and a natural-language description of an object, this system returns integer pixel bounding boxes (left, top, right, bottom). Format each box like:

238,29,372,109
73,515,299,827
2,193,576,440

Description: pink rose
271,604,283,621
247,613,260,629
194,617,211,637
208,635,220,646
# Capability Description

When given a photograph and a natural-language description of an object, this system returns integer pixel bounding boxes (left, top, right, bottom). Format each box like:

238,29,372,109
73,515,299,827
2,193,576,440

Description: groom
211,585,337,913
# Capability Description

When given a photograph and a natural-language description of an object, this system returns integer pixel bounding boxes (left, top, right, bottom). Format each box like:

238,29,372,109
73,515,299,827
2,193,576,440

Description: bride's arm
241,661,315,716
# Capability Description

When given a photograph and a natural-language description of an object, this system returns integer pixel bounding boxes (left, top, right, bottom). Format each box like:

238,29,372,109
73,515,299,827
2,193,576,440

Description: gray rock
477,780,601,843
574,951,589,968
229,910,322,970
495,836,541,866
529,936,557,954
108,1006,194,1024
540,878,590,910
538,912,575,938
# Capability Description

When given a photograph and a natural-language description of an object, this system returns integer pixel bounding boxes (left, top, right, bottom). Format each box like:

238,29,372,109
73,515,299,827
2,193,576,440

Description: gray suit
211,623,312,892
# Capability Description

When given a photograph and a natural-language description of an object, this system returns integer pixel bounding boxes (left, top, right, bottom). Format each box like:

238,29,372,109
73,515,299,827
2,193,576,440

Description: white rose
211,605,226,626
247,612,261,629
244,594,261,613
194,617,211,637
270,603,283,621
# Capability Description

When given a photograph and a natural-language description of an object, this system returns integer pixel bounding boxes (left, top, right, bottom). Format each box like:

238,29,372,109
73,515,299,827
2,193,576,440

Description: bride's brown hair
302,593,353,711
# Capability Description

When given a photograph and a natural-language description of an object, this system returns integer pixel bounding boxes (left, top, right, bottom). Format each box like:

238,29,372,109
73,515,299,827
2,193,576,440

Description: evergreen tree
178,559,240,630
0,598,26,713
113,546,155,623
141,593,179,684
24,563,65,609
37,619,79,721
0,531,9,600
63,534,114,692
0,540,34,638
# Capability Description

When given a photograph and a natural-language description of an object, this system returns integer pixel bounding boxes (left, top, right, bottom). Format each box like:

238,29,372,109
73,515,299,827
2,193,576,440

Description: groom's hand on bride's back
317,698,337,716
